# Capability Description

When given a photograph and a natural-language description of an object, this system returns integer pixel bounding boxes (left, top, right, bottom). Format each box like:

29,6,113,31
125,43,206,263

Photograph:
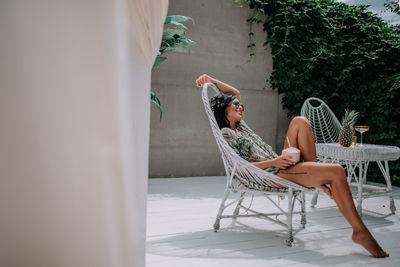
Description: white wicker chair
300,97,343,207
300,97,342,144
202,83,314,246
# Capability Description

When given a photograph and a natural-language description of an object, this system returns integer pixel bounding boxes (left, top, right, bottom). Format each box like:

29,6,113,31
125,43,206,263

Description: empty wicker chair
300,97,342,144
300,97,343,207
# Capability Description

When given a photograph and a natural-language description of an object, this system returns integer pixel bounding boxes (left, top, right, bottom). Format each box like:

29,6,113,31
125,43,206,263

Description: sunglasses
232,99,244,111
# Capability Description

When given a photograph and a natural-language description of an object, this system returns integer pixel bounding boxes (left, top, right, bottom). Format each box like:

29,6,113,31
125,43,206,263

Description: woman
195,74,389,258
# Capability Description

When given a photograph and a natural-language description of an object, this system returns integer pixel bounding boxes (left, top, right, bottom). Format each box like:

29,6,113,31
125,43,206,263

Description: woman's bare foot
352,230,389,258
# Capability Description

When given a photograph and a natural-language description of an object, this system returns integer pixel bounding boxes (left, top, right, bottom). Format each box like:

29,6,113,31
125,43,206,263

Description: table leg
357,161,363,216
346,161,358,183
356,161,369,216
377,160,396,214
363,161,370,184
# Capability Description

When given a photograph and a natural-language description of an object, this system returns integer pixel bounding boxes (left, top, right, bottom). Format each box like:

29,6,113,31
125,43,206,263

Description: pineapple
339,110,359,147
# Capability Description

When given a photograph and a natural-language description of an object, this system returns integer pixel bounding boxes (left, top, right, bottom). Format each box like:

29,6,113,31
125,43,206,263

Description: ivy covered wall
240,0,400,183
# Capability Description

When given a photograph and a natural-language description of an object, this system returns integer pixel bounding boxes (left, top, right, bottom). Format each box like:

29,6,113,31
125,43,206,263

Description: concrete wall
149,0,291,177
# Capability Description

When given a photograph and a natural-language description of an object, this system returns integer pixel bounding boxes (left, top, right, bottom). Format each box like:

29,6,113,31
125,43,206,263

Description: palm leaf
168,21,188,30
151,91,162,121
165,15,194,25
163,42,191,54
181,36,197,46
152,56,167,70
150,15,196,122
162,27,187,39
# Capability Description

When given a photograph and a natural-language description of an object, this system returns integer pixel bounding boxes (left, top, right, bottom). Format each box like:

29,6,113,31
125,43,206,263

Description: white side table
315,143,400,216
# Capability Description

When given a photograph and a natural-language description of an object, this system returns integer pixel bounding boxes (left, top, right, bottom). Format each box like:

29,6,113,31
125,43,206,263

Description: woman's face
225,98,244,126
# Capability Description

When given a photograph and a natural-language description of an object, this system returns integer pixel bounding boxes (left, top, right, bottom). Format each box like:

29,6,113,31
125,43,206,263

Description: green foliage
152,15,196,71
385,0,400,31
239,0,400,184
385,0,400,15
151,92,162,121
151,15,196,121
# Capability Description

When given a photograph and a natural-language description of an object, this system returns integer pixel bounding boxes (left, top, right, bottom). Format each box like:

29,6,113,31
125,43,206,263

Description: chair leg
311,156,326,208
233,192,246,217
285,188,294,246
311,190,319,208
214,187,230,232
301,192,307,228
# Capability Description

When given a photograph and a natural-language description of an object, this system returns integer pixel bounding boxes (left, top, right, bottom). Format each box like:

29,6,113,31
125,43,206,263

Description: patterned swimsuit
221,120,280,174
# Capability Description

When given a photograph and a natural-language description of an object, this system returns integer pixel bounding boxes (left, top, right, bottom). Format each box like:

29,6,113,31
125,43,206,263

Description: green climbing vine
238,0,400,184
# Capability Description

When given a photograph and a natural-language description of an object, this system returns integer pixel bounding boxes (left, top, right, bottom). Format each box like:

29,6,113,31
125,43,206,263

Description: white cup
281,147,300,163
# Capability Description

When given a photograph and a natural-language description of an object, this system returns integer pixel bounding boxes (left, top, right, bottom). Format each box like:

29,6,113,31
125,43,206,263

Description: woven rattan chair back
300,97,342,207
202,83,309,190
300,97,342,143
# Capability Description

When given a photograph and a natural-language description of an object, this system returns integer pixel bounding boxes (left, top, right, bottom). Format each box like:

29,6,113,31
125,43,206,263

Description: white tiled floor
147,176,400,266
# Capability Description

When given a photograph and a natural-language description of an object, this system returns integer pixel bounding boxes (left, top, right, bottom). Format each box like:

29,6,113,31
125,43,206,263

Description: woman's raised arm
195,74,242,103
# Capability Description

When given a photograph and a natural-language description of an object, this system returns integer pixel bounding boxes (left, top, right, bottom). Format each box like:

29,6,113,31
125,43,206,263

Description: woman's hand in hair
196,74,242,102
271,155,296,169
195,74,215,87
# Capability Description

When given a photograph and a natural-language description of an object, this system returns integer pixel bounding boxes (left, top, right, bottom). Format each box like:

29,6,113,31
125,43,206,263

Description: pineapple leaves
341,110,359,129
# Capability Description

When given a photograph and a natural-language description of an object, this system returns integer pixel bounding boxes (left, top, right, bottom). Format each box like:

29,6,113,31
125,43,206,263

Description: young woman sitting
195,74,389,258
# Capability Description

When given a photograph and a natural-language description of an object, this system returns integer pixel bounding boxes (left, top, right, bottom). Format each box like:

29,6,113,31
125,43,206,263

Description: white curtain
0,0,168,266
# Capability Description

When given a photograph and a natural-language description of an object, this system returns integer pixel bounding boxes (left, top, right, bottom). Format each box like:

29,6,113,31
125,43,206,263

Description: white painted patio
147,176,400,267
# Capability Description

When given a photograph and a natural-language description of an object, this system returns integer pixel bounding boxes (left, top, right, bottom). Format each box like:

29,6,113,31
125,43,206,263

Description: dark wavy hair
209,93,236,129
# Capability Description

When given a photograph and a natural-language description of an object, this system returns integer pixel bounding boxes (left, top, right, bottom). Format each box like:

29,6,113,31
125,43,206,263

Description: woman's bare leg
284,116,332,195
276,162,389,258
284,116,317,162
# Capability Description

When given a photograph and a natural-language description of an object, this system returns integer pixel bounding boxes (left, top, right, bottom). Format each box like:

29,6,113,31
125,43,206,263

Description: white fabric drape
0,0,168,266
128,0,168,67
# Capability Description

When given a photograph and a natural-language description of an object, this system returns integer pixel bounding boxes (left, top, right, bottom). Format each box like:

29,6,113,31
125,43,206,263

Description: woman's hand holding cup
281,147,301,164
273,155,296,169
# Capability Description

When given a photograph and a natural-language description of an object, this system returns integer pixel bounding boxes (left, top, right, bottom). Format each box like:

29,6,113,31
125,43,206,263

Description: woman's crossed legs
276,117,388,258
